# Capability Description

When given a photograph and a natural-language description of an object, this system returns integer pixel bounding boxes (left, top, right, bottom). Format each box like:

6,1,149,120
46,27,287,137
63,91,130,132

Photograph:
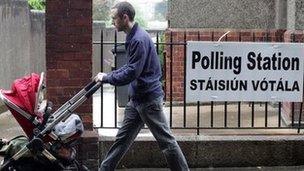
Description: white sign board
186,41,304,102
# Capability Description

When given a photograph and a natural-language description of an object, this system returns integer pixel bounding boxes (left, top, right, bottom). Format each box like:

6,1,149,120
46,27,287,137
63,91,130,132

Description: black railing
93,29,304,135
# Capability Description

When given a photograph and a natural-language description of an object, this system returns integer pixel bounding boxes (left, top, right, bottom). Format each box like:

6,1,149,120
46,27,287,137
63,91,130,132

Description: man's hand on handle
94,72,107,82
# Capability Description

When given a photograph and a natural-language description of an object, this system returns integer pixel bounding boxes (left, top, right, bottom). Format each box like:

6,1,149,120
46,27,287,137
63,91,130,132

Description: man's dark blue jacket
103,23,164,102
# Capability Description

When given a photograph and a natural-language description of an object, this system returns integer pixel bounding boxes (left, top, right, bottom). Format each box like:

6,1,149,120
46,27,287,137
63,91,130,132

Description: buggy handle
51,80,100,119
84,80,98,92
86,81,102,98
39,80,102,136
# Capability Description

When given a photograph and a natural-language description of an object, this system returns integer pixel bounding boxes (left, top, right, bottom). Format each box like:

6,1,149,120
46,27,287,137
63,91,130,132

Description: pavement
2,110,304,171
0,86,299,139
0,110,24,139
0,102,6,114
115,166,304,170
1,88,304,170
94,87,300,136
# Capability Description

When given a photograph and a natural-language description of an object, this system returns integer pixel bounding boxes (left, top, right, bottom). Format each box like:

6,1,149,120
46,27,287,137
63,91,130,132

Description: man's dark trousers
99,96,189,171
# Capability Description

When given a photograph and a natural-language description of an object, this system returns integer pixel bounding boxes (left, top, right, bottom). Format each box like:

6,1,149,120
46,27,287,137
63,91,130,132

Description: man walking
95,2,189,171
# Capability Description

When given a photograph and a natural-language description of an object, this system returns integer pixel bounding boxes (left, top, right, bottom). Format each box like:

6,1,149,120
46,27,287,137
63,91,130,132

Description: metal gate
93,29,304,135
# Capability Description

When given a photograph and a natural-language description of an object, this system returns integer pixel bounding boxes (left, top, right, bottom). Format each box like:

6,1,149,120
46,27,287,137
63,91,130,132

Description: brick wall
164,29,286,101
46,0,93,129
46,0,98,170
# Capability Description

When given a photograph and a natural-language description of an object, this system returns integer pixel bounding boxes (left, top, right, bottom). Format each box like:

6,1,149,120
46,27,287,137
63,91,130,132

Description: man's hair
112,1,135,22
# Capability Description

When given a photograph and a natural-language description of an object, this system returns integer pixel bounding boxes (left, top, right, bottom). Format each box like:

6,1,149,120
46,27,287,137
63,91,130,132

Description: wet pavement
0,110,24,139
116,166,304,171
94,87,300,136
0,86,299,139
1,87,304,170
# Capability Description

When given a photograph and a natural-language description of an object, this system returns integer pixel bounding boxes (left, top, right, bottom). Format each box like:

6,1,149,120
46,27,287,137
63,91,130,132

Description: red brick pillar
283,30,304,125
46,0,99,170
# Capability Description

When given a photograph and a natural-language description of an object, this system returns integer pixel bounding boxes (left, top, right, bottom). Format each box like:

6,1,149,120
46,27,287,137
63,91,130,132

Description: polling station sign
186,41,304,102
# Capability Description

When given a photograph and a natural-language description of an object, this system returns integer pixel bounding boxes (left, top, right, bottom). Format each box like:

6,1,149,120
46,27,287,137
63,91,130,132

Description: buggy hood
0,73,42,137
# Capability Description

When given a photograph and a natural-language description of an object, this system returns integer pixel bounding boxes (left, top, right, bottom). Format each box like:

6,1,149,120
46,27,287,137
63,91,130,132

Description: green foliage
157,33,165,83
28,0,45,10
154,0,167,21
135,15,148,29
158,33,165,67
93,0,148,28
133,3,148,29
93,0,114,21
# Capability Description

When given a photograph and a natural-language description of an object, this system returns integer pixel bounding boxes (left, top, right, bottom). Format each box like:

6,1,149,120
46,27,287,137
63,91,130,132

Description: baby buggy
0,73,101,171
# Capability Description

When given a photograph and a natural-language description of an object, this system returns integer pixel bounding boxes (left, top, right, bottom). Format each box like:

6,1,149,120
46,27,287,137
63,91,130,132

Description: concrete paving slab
116,166,304,171
0,102,7,114
0,110,24,139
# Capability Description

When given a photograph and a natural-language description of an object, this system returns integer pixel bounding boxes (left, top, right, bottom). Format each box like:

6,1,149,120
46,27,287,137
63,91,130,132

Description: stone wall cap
99,134,304,142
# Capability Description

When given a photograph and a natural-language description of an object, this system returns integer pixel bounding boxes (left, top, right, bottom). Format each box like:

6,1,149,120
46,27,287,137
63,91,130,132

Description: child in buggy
0,73,101,171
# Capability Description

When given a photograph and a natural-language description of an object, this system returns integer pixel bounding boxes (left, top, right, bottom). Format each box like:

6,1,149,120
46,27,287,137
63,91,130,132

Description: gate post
46,0,99,170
